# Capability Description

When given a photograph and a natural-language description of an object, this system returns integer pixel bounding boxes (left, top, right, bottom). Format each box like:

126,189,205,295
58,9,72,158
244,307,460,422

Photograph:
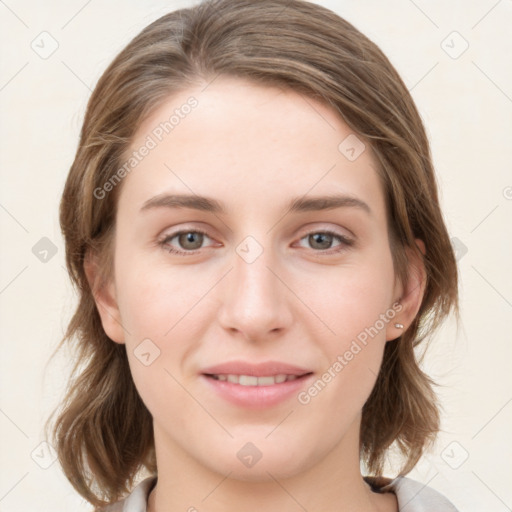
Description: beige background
1,0,511,510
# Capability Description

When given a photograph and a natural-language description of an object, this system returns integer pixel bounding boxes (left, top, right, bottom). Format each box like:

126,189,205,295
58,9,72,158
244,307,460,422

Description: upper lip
201,361,312,377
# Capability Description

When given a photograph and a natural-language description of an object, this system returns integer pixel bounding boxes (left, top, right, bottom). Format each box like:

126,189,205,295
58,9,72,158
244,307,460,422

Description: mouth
200,361,314,408
205,373,309,386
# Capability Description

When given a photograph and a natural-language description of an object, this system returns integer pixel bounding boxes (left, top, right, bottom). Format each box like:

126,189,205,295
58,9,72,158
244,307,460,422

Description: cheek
117,269,197,423
115,251,209,340
299,254,395,402
302,256,395,345
114,255,213,397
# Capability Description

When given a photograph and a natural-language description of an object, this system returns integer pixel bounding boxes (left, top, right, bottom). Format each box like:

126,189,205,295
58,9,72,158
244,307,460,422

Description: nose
217,243,294,343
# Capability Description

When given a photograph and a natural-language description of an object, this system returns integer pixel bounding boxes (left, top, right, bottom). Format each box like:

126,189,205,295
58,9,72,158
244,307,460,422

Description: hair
45,0,459,508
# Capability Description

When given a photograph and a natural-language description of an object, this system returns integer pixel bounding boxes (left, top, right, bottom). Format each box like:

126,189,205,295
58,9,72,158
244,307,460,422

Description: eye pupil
179,232,203,250
309,233,332,250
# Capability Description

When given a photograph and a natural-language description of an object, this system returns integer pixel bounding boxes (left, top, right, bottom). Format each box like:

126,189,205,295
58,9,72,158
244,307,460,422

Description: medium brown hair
45,0,458,507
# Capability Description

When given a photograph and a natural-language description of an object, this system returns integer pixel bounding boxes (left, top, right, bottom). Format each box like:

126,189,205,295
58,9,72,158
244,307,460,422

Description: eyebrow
140,193,371,215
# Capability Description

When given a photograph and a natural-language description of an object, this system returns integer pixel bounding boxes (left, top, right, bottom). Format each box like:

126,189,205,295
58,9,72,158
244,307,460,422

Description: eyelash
158,228,354,256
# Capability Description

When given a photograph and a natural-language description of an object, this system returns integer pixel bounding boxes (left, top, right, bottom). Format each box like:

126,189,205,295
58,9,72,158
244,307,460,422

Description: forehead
118,76,385,220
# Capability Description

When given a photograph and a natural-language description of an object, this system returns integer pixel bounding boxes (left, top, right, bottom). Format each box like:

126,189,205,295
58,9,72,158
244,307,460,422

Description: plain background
0,0,511,510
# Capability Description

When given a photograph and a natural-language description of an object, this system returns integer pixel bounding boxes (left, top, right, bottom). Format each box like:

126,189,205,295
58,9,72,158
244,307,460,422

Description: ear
84,250,126,344
386,239,427,341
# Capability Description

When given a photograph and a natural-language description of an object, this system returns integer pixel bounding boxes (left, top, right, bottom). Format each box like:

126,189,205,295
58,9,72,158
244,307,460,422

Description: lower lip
201,374,313,409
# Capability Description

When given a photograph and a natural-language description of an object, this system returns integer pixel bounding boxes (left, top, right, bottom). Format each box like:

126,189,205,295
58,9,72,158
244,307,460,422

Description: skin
86,77,426,512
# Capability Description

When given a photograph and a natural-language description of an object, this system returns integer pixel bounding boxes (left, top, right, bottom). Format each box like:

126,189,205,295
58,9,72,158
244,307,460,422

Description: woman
46,0,459,510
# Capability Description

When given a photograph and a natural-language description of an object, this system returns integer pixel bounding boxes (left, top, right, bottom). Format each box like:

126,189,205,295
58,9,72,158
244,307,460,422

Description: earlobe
84,251,126,345
386,239,427,341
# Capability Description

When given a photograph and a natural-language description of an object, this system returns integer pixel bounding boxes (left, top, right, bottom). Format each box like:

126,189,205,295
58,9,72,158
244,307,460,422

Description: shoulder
98,474,458,512
366,475,459,512
96,476,157,512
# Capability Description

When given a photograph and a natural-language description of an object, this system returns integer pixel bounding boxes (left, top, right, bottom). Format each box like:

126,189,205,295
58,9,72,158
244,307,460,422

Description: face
94,77,407,481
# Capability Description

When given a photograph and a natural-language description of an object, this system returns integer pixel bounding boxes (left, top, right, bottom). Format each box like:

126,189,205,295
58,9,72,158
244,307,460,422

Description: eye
296,230,353,253
158,228,353,257
159,229,215,255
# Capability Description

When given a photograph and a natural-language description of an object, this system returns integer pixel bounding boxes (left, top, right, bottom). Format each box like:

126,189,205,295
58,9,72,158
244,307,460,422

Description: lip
200,360,314,409
201,360,311,377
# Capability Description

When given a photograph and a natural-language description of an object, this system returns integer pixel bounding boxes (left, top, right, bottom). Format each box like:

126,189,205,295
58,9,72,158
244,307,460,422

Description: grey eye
177,232,205,250
307,232,335,250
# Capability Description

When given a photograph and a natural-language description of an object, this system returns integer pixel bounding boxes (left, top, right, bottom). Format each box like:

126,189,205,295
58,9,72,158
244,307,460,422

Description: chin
196,435,320,482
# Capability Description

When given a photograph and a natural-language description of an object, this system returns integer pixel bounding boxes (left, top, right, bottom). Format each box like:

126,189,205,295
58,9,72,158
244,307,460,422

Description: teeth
239,375,258,386
211,374,299,386
256,376,276,386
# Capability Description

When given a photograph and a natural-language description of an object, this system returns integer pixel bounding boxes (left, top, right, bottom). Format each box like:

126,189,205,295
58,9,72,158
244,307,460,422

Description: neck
147,419,397,512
